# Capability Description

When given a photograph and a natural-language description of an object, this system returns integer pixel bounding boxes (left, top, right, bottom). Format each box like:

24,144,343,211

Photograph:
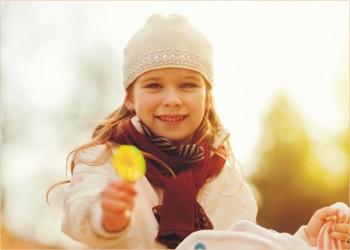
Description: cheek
133,93,157,113
192,92,206,110
185,94,206,120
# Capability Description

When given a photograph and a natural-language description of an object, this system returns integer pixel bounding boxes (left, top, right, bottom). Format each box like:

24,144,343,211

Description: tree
249,92,348,234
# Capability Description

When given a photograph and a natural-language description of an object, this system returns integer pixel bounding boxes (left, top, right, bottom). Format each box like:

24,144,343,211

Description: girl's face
125,68,207,146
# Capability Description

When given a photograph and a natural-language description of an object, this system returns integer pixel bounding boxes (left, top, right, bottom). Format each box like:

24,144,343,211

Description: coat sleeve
61,145,137,247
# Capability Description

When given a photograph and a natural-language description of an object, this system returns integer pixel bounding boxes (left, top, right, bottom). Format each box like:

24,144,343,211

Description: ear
124,94,135,112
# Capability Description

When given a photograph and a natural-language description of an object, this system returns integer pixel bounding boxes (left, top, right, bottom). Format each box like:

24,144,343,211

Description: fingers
330,231,350,242
328,214,350,244
306,207,339,238
331,223,350,244
106,179,138,196
332,223,350,234
100,179,138,232
101,179,138,201
100,179,138,213
101,187,136,209
101,197,134,213
313,207,339,221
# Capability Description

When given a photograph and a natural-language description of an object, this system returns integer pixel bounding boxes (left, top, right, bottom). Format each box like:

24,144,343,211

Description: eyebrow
182,75,202,81
139,74,203,84
140,77,162,83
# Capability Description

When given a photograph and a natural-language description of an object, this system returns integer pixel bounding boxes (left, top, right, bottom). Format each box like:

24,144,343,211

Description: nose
162,89,182,107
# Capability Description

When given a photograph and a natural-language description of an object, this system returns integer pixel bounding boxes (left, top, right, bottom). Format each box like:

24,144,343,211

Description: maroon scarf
113,118,226,248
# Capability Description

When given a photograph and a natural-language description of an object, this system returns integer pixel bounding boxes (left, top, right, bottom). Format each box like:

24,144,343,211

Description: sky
1,1,348,248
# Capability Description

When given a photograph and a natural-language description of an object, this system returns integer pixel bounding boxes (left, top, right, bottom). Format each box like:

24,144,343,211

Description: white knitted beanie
122,13,213,89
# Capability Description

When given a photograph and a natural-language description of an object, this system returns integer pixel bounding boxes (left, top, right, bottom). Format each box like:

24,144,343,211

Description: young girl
59,13,349,249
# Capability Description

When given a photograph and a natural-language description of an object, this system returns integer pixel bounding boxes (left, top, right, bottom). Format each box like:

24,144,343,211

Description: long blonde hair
46,81,234,203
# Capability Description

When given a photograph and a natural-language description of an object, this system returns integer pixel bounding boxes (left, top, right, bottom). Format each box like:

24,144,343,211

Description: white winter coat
61,122,309,249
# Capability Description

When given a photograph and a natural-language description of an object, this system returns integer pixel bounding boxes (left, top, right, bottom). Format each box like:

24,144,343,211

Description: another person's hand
305,206,349,249
100,179,137,232
330,213,350,249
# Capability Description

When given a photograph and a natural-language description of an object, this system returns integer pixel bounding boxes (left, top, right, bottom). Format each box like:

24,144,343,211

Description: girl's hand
304,206,350,249
100,179,138,232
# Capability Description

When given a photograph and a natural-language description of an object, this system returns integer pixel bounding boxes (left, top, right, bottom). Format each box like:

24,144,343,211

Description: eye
147,83,161,89
182,83,195,88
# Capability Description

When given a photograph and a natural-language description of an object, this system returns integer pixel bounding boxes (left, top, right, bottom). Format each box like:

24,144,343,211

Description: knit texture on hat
122,13,213,89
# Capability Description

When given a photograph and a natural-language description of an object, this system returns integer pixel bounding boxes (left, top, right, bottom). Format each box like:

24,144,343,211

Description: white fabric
176,220,312,250
176,203,350,250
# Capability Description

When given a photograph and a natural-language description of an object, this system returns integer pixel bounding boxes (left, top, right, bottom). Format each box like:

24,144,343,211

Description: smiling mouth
158,116,185,122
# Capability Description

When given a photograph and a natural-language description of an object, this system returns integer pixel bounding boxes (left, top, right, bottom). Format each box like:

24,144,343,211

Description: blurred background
1,1,348,249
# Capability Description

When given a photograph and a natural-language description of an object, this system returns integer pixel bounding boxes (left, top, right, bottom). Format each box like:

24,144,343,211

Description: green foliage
249,92,349,234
